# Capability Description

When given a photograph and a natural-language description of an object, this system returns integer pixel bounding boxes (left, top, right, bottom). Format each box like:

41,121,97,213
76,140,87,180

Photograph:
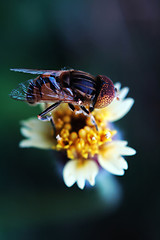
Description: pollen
53,103,116,161
70,132,78,141
60,129,70,139
78,129,86,138
63,115,71,123
64,123,72,131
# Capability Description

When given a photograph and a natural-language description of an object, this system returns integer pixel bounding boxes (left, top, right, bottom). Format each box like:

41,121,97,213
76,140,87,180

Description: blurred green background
0,0,160,239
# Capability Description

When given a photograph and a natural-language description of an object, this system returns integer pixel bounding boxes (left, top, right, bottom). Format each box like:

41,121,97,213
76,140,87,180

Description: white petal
114,82,121,90
64,175,76,187
20,118,38,128
120,146,136,156
20,127,32,137
19,139,53,149
108,141,136,156
106,98,134,122
118,87,129,99
77,178,85,189
107,140,128,148
99,141,128,158
98,156,125,176
88,175,96,186
106,156,128,171
21,118,52,135
63,160,99,189
119,157,128,170
20,118,56,149
98,140,135,176
19,140,34,148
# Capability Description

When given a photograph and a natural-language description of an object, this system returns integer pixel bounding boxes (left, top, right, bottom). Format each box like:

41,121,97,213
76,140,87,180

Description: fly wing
10,77,74,104
10,79,37,102
10,68,60,75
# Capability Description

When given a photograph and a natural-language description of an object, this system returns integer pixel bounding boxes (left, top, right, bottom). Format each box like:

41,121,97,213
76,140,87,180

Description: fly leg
68,103,75,111
38,101,62,133
38,101,62,119
80,105,98,131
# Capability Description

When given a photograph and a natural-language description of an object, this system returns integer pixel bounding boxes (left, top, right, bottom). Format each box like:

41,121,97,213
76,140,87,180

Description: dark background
0,0,160,239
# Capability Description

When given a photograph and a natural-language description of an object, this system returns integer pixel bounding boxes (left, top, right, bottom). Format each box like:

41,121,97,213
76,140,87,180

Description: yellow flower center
52,104,116,161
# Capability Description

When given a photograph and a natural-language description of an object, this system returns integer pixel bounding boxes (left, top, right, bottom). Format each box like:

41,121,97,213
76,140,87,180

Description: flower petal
19,118,56,149
114,82,121,90
21,118,52,135
105,156,128,172
99,159,125,176
64,175,76,187
63,159,99,189
98,141,135,176
77,178,85,190
114,83,129,99
119,157,128,170
19,139,35,148
20,127,32,138
106,98,134,122
118,87,129,100
119,146,136,156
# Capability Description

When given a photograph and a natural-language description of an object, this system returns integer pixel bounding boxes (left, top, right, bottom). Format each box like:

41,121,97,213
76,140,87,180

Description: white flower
19,118,56,149
19,82,136,190
63,159,99,189
98,141,136,176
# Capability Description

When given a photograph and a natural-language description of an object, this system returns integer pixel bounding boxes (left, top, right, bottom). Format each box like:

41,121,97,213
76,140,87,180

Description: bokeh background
0,0,160,239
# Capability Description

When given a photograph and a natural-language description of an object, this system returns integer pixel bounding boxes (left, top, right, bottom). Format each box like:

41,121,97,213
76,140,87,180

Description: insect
10,68,117,131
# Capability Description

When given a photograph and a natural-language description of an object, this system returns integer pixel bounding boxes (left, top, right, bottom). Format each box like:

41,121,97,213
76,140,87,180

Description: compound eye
94,75,115,109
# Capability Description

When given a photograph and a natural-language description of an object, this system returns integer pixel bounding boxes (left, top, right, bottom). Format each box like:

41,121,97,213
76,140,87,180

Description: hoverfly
10,68,117,131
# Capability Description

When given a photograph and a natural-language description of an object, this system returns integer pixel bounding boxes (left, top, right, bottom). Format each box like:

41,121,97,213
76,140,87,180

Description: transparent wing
10,68,59,75
9,79,36,102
